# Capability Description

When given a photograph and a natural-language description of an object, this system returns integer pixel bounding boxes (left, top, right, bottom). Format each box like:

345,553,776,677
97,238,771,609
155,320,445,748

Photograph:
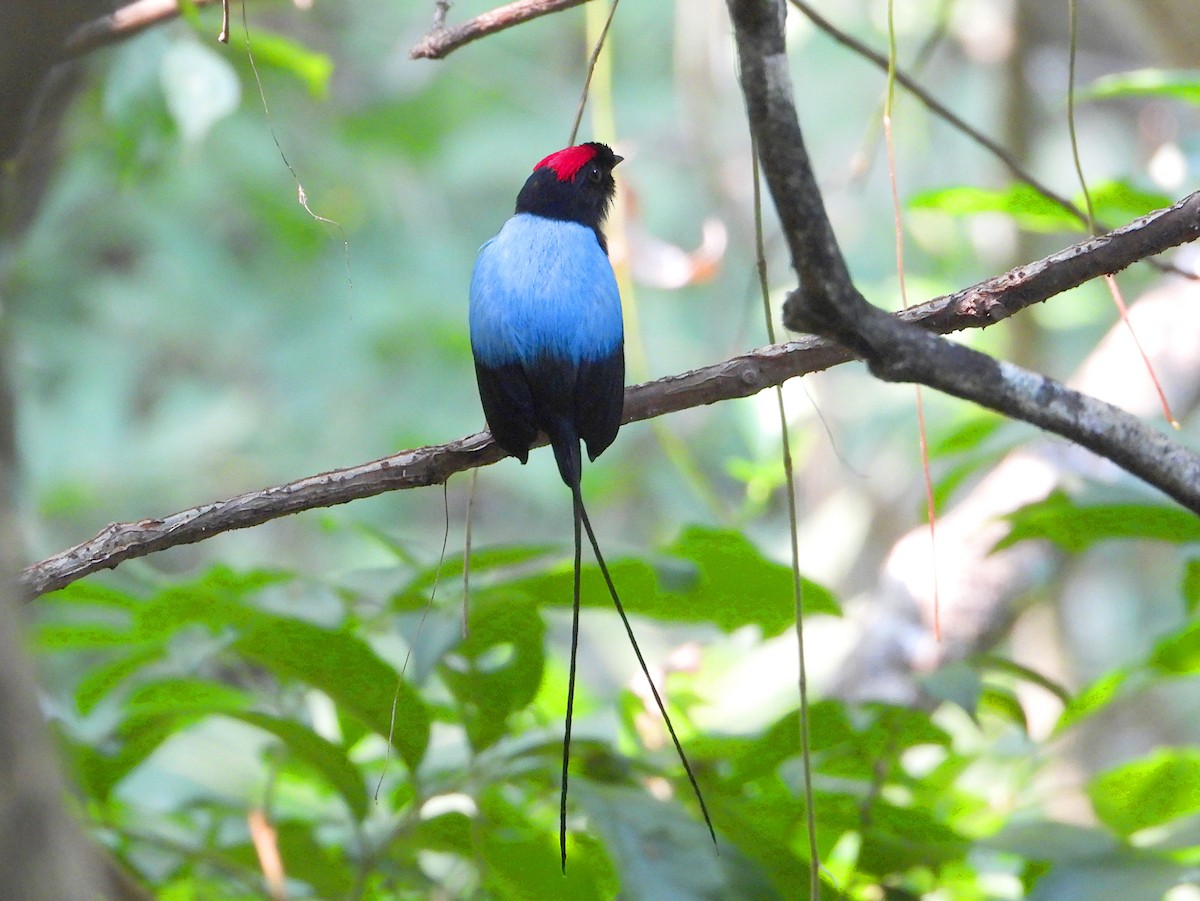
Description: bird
468,142,715,869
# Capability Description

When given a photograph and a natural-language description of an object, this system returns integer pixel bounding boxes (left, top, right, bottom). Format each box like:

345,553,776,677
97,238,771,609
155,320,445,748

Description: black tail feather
557,474,718,871
560,485,583,872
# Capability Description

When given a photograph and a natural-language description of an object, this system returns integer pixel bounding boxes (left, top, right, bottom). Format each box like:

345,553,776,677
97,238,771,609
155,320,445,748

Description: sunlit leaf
123,678,252,720
232,712,370,819
239,31,334,99
996,492,1200,553
855,796,969,877
34,622,134,650
234,616,430,770
1147,620,1200,675
75,644,164,715
40,581,141,612
1182,559,1200,615
668,526,840,628
438,594,545,752
1089,747,1200,836
1055,668,1131,733
978,685,1027,731
930,411,1006,458
909,184,1079,232
505,526,837,636
909,181,1170,232
1086,69,1200,104
133,566,291,638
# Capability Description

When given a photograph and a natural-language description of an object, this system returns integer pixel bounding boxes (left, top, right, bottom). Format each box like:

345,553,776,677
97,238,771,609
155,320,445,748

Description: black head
515,142,622,244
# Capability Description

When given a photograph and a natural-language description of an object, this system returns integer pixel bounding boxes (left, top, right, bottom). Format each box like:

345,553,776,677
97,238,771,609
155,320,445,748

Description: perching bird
468,142,714,868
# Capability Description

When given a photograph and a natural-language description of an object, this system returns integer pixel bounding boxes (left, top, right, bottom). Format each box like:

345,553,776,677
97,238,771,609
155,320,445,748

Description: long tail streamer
559,480,717,870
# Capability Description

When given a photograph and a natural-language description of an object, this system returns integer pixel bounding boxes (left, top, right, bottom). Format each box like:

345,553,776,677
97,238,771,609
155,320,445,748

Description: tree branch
63,0,222,58
410,0,590,60
727,0,1200,513
19,194,1200,598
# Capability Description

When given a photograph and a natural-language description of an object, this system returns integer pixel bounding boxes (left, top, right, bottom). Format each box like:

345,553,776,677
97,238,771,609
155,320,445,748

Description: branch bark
727,0,1200,512
64,0,221,58
410,0,590,60
19,194,1200,598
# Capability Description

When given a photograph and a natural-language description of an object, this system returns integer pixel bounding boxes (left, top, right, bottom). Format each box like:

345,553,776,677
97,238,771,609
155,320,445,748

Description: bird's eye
587,165,602,183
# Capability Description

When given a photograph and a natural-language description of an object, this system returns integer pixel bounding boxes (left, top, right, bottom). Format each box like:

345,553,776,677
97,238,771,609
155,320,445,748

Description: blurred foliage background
4,0,1200,898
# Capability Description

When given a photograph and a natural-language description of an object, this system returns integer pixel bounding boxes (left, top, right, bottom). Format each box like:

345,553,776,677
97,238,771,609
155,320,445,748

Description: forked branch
726,0,1200,514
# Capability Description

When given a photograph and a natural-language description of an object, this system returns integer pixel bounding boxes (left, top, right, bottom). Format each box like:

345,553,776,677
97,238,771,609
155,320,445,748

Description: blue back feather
469,214,623,368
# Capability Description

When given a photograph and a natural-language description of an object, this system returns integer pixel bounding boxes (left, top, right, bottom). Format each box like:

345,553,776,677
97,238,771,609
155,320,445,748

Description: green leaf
1087,180,1174,226
123,678,253,720
34,622,134,650
704,782,834,898
41,581,141,612
230,712,369,820
438,594,545,752
668,526,840,629
909,181,1171,233
909,184,1080,232
1182,559,1200,615
99,681,329,810
1055,668,1131,733
996,492,1200,553
978,685,1027,731
576,783,774,901
413,810,473,855
930,410,1005,458
223,820,353,897
233,615,430,770
856,797,969,876
132,566,291,639
75,644,164,715
239,31,334,98
1148,620,1200,675
507,526,837,636
1089,747,1200,835
1086,68,1200,104
72,720,177,802
396,543,557,607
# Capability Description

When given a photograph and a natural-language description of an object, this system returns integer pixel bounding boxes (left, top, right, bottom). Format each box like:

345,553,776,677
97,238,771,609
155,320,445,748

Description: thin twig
751,142,821,899
789,0,1084,226
790,0,1193,281
568,0,620,146
19,190,1200,598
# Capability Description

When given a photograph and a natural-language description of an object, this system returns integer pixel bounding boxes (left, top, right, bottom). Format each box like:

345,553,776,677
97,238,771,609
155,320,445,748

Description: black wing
575,347,624,463
474,360,538,463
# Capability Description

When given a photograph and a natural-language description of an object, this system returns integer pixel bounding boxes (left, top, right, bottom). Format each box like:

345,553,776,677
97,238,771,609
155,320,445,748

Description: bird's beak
612,154,624,166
